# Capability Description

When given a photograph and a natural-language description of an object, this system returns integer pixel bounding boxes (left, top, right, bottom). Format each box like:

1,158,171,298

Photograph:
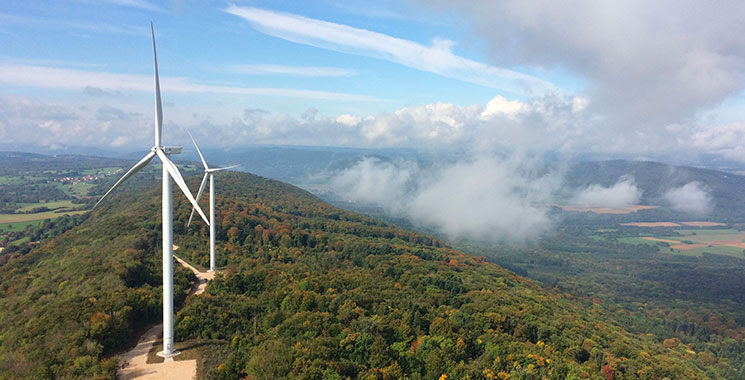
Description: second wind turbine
186,131,237,272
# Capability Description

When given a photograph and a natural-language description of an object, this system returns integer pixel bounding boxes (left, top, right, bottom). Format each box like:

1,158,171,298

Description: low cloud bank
664,182,712,215
330,154,560,243
572,176,641,208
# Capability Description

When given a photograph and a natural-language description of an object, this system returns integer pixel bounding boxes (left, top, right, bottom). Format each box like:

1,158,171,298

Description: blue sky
0,1,516,114
2,1,745,164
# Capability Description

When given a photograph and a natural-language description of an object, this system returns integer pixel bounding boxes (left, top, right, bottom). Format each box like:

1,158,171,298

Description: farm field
554,204,658,214
0,220,40,233
15,200,77,212
0,210,87,225
618,228,745,258
622,221,727,227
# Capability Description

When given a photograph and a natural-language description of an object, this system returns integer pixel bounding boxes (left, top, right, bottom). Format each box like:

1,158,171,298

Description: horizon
2,1,745,167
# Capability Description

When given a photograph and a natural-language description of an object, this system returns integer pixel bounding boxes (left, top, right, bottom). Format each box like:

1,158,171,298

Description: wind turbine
93,23,209,358
185,130,237,272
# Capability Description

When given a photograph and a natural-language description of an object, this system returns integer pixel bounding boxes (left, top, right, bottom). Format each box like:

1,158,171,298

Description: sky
2,0,745,164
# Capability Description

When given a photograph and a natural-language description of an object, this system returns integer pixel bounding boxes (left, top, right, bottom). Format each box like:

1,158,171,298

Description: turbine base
156,350,181,359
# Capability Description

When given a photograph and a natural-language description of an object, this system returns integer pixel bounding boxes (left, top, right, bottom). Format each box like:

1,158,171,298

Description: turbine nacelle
161,146,183,155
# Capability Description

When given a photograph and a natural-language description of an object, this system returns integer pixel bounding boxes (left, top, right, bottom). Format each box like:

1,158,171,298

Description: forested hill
0,172,717,379
565,160,745,215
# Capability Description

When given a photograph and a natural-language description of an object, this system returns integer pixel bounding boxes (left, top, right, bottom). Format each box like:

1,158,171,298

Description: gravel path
117,248,214,379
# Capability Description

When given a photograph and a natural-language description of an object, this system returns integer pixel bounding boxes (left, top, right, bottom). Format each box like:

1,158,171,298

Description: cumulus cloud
214,93,585,150
664,182,712,215
330,154,560,242
573,176,641,208
689,123,745,162
0,96,149,148
419,0,745,130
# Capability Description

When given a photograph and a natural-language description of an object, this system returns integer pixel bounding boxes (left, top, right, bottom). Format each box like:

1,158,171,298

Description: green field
15,200,77,212
0,220,40,233
71,182,96,196
0,210,87,224
617,228,745,258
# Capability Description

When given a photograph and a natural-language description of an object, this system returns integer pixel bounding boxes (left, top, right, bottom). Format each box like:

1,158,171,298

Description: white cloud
0,64,382,102
573,176,641,208
330,154,559,242
331,157,415,207
93,0,161,12
224,5,558,97
690,123,745,162
419,0,745,130
0,12,147,36
110,136,129,147
230,64,356,77
480,95,526,118
664,182,712,215
0,96,146,148
335,114,362,127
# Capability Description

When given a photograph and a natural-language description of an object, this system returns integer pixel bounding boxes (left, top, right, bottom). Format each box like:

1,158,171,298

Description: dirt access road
117,249,215,380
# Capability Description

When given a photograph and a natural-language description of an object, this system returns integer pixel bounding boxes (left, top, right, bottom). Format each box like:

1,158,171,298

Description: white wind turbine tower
185,130,237,272
93,23,209,358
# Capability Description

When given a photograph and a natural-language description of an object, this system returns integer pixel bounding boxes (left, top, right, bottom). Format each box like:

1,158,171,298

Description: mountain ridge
0,171,719,379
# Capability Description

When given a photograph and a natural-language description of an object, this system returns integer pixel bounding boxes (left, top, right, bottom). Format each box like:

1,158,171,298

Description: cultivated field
555,204,658,214
622,221,727,227
619,228,745,258
0,210,87,224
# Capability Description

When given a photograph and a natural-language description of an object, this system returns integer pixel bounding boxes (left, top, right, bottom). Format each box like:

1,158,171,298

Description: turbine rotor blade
187,172,209,228
185,129,208,170
207,165,238,172
194,172,209,203
156,149,210,225
151,22,163,147
93,151,156,209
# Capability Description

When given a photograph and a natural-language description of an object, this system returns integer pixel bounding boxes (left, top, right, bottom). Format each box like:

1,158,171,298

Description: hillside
564,160,745,220
0,172,720,379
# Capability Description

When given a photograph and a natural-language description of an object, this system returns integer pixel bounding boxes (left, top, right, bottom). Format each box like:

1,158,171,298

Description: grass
664,245,745,258
617,237,660,246
0,210,87,224
71,182,96,196
0,220,40,233
10,236,30,245
15,200,76,212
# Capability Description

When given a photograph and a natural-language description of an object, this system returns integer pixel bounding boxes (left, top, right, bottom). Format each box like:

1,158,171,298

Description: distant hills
562,160,745,221
0,170,719,379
